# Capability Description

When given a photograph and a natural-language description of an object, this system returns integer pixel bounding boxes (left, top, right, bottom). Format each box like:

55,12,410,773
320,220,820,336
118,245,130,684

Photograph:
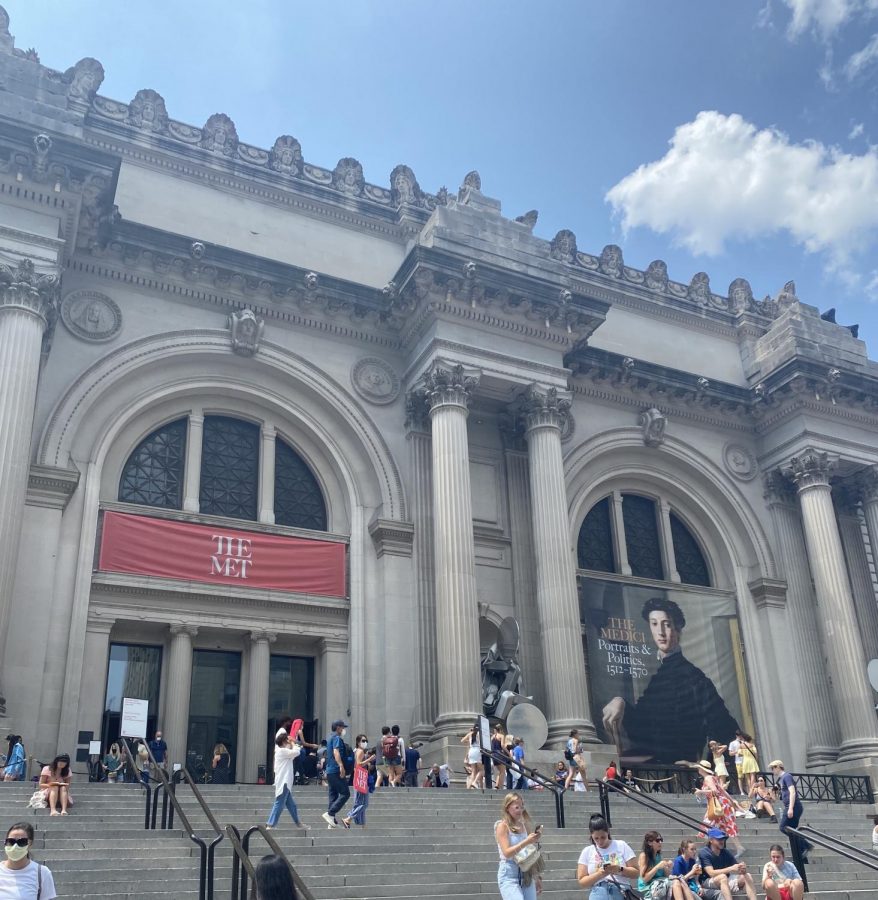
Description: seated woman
762,844,804,900
749,776,778,822
3,734,25,781
637,830,696,900
39,754,72,816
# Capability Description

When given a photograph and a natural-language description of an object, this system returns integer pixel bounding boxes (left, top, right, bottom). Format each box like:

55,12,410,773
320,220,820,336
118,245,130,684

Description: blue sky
7,1,878,354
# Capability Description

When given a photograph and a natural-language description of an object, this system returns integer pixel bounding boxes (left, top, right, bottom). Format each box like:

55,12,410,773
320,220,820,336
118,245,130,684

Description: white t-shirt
578,840,635,887
728,740,742,764
273,744,301,796
0,860,58,899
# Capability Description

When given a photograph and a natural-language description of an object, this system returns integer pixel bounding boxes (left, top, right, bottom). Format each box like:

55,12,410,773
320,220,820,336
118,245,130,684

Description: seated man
762,844,804,900
698,828,758,900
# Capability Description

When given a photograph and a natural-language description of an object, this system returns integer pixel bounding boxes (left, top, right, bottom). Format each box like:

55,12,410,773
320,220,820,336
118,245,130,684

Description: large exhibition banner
99,510,347,597
579,576,750,766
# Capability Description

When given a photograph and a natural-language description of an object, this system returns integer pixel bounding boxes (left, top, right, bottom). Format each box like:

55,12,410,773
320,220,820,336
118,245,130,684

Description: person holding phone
577,813,638,899
638,831,697,899
494,792,543,899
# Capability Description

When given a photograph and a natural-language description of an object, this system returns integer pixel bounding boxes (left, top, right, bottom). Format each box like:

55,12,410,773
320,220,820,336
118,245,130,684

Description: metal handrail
599,778,708,833
140,744,221,900
782,823,878,893
480,747,567,828
227,824,317,900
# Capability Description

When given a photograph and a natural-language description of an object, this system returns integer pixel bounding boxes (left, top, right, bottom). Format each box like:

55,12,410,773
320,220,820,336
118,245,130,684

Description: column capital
260,423,276,441
319,635,348,654
404,389,431,434
169,623,199,639
0,257,60,325
249,629,277,645
857,466,878,504
521,384,571,435
763,469,797,506
188,413,204,427
423,363,480,414
787,450,834,491
86,615,115,635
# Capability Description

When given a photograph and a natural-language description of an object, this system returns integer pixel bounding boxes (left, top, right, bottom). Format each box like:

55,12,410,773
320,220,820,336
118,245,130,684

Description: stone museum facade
2,6,878,781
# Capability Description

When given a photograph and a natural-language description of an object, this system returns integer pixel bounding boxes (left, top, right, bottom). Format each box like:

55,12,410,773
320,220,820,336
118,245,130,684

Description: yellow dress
740,742,759,775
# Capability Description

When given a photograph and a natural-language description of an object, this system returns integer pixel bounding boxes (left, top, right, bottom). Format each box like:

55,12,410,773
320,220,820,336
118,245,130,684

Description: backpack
382,734,400,759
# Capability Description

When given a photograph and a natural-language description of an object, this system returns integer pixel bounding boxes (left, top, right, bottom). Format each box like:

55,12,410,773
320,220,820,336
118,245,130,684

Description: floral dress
702,773,738,837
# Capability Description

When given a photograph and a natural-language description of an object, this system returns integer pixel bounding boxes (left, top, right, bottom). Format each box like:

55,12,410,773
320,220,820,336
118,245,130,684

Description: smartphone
535,824,543,834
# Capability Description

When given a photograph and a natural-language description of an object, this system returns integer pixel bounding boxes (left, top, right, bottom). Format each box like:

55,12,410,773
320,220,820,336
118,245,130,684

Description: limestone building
2,7,878,781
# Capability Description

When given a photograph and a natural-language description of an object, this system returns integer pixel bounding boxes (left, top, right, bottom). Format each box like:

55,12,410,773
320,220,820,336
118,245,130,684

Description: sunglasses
5,837,29,847
653,837,664,843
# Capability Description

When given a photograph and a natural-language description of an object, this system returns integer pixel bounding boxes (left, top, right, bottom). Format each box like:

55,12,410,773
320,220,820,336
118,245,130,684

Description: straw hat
694,760,713,772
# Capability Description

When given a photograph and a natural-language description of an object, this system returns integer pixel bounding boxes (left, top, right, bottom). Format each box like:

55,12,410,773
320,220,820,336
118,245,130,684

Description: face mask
5,844,29,863
341,729,347,738
359,741,368,749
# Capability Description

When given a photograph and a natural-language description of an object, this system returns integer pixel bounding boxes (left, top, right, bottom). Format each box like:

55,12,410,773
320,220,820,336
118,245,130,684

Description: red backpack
382,733,400,759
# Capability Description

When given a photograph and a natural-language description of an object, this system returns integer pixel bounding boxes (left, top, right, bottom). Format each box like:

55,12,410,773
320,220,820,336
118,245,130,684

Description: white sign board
88,740,102,755
478,714,492,753
120,697,148,739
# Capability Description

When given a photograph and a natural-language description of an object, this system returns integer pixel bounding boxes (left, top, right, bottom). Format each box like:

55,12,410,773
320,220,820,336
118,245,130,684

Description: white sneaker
744,811,757,818
734,810,746,817
321,812,337,829
298,823,311,831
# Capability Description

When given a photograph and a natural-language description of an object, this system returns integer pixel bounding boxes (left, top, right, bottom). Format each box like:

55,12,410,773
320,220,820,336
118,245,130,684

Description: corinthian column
788,452,878,761
164,624,198,769
522,386,595,745
763,471,839,765
0,259,59,717
425,363,482,736
406,392,437,741
243,630,275,781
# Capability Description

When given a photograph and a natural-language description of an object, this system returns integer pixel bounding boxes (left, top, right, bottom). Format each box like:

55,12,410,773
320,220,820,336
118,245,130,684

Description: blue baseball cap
706,828,727,840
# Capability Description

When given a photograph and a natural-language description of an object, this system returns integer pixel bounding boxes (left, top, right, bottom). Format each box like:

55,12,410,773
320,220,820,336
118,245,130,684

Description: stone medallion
351,357,400,405
60,289,122,342
723,443,758,481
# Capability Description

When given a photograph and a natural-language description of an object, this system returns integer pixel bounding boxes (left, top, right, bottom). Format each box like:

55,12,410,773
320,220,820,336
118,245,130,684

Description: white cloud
781,0,878,36
849,122,865,138
845,32,878,77
605,111,878,266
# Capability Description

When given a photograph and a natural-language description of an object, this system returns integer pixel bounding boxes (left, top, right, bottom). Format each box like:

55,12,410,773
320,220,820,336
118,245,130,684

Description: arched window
577,492,711,587
274,438,327,531
576,496,615,573
199,416,259,520
118,418,187,509
670,511,710,586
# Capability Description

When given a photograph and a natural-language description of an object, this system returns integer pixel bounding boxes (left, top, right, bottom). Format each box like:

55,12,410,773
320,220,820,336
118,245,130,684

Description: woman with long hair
0,821,57,899
266,732,309,832
637,830,696,899
2,735,24,781
211,743,231,784
749,776,778,822
576,813,638,899
39,754,72,816
102,743,122,783
461,724,484,790
342,734,375,829
737,733,759,795
708,740,729,786
492,725,507,791
254,854,298,900
694,760,743,857
495,791,543,900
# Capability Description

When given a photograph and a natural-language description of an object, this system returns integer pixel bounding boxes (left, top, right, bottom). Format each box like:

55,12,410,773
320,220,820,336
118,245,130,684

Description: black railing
227,824,316,900
480,747,566,828
140,745,223,900
783,823,878,893
760,771,873,803
599,778,707,834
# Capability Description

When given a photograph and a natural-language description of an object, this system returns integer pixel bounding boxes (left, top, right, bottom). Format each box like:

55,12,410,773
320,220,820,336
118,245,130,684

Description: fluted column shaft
243,631,275,781
523,386,594,745
857,470,878,664
182,414,204,513
0,260,58,716
164,625,197,769
790,452,878,761
407,409,437,741
764,473,839,764
835,493,878,666
426,365,482,736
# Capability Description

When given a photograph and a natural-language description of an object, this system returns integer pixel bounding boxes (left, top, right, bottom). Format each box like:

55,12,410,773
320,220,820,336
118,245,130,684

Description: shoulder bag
706,792,723,822
609,876,644,900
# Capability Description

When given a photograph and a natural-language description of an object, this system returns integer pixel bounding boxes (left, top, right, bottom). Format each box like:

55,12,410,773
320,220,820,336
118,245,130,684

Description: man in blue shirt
698,828,758,899
148,731,168,777
403,742,421,787
511,738,527,790
321,719,351,828
769,759,813,863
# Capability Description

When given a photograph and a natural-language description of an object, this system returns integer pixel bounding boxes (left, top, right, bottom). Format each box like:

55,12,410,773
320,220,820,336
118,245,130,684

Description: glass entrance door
101,643,162,751
187,650,241,783
266,655,315,780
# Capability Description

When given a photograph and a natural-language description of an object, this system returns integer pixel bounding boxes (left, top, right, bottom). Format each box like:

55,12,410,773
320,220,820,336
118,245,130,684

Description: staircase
1,780,876,898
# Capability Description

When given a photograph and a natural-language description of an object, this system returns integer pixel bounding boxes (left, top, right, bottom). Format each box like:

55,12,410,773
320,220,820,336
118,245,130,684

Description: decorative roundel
60,289,122,342
350,356,401,405
723,442,758,481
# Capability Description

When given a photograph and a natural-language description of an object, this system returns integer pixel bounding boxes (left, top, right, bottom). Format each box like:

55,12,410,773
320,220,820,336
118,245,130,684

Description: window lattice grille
274,438,327,531
622,494,664,580
577,496,615,573
199,416,259,520
670,511,711,586
118,418,187,509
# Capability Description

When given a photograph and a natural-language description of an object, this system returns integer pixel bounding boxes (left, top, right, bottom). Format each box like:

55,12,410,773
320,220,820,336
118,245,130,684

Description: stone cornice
748,577,787,610
26,462,80,509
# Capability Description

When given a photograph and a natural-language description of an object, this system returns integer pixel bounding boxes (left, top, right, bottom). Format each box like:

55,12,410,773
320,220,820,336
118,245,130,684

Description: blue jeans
326,772,350,817
349,790,368,825
497,860,537,900
267,785,300,827
587,883,625,900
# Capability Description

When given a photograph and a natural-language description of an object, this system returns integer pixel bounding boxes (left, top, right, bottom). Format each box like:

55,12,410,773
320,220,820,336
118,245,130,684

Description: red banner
98,511,346,597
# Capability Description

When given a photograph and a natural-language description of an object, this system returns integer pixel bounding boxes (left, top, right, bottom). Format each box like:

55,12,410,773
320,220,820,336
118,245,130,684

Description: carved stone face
393,171,413,202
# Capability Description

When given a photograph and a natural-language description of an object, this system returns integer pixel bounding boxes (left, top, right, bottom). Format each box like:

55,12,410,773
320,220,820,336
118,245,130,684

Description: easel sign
120,697,148,739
